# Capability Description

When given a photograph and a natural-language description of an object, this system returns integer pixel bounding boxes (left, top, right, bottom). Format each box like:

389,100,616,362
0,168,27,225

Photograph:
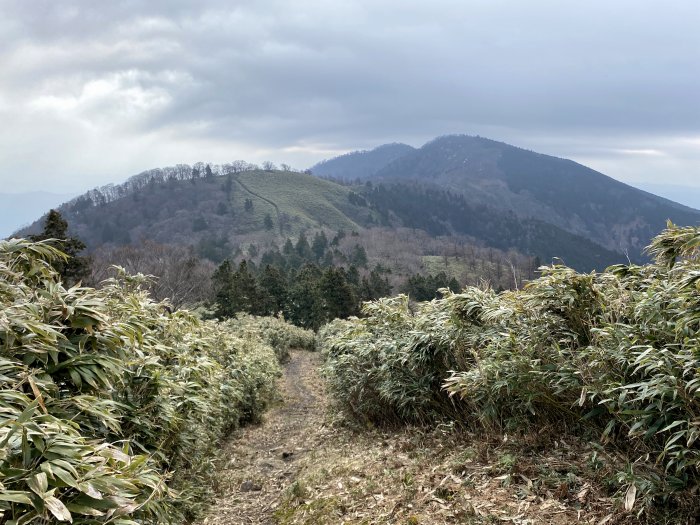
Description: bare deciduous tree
90,241,216,309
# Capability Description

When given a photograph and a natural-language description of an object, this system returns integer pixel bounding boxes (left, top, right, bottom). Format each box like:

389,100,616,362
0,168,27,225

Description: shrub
320,296,465,426
0,238,296,523
318,224,700,516
226,314,316,361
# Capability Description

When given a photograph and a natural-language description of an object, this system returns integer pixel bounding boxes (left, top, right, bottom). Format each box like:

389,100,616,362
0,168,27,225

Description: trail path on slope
233,175,283,235
198,351,615,525
199,350,327,524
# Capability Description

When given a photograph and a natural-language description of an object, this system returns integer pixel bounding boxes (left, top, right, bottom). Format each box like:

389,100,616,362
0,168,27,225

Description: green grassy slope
236,171,371,232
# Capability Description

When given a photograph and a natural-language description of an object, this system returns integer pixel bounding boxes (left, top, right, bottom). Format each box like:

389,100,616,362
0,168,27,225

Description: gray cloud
0,0,699,197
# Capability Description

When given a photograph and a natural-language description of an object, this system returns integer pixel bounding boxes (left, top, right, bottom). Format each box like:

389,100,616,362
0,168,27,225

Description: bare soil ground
198,351,628,525
198,350,326,525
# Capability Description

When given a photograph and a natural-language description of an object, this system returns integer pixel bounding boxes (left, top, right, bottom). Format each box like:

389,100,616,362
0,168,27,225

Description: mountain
311,143,415,181
357,181,622,270
21,133,692,273
17,169,375,251
17,163,623,272
0,191,77,238
313,135,700,260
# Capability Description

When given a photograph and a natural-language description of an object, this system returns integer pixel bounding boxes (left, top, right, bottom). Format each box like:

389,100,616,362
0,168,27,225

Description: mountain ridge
15,133,698,274
312,134,700,260
15,166,620,272
311,142,415,181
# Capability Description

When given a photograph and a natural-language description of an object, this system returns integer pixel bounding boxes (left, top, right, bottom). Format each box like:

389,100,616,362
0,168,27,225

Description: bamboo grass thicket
226,314,317,361
319,223,700,517
0,239,313,524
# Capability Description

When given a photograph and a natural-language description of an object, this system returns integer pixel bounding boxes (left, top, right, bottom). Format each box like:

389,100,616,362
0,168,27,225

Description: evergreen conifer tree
295,232,312,259
360,268,392,301
311,231,328,260
231,260,261,313
212,260,263,317
257,264,288,315
285,264,324,329
350,244,368,267
320,266,357,320
29,209,90,286
282,238,295,255
212,259,235,318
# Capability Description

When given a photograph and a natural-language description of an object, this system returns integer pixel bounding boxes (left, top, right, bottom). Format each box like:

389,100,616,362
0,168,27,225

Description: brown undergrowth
196,350,638,525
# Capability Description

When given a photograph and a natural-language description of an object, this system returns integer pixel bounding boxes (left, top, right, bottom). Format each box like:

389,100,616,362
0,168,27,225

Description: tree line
210,230,391,329
68,160,302,212
209,228,471,328
27,211,478,329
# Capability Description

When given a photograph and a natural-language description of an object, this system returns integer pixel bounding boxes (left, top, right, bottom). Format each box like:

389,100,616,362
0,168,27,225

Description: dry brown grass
197,351,632,525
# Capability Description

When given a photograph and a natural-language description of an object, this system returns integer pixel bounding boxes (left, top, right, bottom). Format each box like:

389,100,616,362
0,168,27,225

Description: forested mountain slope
359,181,623,270
18,169,376,252
314,135,700,261
311,142,415,180
16,164,624,272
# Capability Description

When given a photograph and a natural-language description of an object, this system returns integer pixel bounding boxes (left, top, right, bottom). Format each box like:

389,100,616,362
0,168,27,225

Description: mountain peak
14,134,700,272
314,134,700,259
311,142,415,180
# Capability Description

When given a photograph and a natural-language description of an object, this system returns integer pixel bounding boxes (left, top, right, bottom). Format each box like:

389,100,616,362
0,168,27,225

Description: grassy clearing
227,176,278,233
238,171,369,233
0,238,313,523
319,224,700,522
421,255,512,286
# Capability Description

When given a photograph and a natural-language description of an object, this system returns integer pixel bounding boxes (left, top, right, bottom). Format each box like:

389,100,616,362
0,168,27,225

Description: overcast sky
1,0,699,198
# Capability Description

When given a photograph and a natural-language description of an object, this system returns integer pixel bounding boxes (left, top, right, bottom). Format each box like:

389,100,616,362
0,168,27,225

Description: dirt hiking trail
199,350,326,524
198,351,620,524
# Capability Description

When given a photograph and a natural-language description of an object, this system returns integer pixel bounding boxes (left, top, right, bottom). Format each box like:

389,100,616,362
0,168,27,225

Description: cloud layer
1,0,699,194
